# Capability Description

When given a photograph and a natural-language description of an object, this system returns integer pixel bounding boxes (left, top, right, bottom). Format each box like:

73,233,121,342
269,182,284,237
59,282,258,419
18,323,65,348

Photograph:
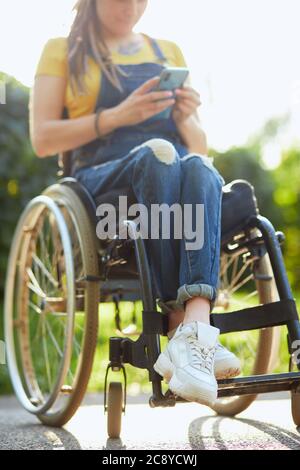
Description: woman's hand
171,84,202,126
114,76,176,127
170,79,208,155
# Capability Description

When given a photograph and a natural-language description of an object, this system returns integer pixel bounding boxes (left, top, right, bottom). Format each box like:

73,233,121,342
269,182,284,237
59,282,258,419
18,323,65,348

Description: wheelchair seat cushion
221,179,259,244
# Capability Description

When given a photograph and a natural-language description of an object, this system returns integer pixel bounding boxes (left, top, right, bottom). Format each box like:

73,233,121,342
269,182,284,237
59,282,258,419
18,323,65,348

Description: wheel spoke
229,272,255,296
29,300,42,315
32,316,43,343
228,258,253,291
26,267,46,298
242,289,258,301
73,335,81,356
67,368,75,383
32,253,58,289
220,252,236,278
231,254,239,284
44,318,63,359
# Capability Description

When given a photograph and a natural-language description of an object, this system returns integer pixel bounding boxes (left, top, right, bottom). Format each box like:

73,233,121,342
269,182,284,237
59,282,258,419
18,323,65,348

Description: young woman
30,0,241,406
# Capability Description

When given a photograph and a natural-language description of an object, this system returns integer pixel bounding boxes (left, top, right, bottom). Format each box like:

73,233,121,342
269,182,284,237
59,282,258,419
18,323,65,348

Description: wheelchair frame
5,149,300,439
58,150,300,407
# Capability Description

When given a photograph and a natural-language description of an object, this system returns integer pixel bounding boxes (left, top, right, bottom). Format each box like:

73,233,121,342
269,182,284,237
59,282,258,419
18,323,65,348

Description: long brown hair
68,0,129,96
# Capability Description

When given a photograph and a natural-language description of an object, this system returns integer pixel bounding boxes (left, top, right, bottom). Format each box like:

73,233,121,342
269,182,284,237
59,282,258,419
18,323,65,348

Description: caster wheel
107,382,123,438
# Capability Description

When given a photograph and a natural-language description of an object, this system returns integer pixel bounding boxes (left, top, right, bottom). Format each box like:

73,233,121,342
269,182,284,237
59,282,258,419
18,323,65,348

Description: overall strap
143,33,168,65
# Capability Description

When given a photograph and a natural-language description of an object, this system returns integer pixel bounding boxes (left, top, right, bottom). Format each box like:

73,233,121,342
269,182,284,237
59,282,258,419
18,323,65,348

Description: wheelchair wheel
4,184,99,426
211,229,281,417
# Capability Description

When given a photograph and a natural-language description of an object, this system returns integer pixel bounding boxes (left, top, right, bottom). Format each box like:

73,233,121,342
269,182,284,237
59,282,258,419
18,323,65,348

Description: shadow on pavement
188,416,300,450
0,422,82,450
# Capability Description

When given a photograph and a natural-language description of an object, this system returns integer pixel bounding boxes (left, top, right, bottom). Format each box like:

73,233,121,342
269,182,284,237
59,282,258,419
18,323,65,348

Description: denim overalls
73,34,225,314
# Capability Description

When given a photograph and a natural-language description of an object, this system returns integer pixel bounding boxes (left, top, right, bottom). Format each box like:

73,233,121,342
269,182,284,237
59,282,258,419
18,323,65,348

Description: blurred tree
211,113,299,289
211,145,281,228
0,72,57,296
272,147,300,288
246,112,291,152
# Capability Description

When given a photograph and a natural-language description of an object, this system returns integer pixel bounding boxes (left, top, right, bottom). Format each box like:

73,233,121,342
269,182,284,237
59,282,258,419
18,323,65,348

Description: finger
143,90,174,102
142,101,175,121
153,98,176,110
132,76,161,96
175,88,201,101
147,98,175,113
176,95,202,107
176,102,195,115
177,100,195,111
176,86,193,93
177,85,199,95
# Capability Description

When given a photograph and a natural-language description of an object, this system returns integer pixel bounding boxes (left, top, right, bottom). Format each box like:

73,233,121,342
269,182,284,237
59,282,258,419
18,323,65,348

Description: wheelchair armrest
58,150,73,178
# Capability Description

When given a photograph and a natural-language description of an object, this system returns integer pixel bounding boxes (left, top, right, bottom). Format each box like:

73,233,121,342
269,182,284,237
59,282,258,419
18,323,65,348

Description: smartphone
150,67,189,121
153,67,190,96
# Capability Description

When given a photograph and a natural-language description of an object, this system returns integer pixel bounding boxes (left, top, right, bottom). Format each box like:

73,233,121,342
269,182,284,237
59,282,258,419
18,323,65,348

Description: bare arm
29,75,175,158
29,75,118,158
172,75,208,155
176,113,208,155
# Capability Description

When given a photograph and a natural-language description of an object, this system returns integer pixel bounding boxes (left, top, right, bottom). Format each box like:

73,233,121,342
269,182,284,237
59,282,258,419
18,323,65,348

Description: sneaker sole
215,367,241,380
168,372,217,407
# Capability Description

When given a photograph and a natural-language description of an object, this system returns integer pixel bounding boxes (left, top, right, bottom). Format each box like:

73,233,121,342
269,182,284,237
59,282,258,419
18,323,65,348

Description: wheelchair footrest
172,372,300,402
217,371,300,397
149,372,300,407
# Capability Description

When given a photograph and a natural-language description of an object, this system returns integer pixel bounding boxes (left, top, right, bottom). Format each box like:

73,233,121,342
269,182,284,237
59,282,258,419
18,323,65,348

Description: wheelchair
4,147,300,440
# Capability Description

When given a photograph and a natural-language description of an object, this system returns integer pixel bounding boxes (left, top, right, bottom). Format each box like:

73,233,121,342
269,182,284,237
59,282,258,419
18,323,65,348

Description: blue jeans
74,138,225,314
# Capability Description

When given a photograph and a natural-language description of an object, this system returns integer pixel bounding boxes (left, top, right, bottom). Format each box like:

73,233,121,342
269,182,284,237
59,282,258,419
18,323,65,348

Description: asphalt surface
1,392,300,450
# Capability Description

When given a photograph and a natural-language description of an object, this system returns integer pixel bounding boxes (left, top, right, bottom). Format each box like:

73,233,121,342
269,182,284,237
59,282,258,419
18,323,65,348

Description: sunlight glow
1,0,300,159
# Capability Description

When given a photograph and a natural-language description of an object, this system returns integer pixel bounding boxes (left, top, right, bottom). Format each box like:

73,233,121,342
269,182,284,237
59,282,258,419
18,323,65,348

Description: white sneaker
214,343,241,380
153,321,219,406
154,336,241,384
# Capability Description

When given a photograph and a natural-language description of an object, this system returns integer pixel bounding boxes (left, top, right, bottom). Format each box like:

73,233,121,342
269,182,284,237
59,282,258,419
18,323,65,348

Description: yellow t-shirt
35,34,188,120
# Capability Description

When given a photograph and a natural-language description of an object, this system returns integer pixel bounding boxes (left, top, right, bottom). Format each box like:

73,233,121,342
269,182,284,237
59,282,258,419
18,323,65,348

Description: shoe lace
187,335,216,372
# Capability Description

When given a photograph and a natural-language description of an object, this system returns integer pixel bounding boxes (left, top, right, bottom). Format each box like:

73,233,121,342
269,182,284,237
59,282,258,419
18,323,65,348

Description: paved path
0,393,300,450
